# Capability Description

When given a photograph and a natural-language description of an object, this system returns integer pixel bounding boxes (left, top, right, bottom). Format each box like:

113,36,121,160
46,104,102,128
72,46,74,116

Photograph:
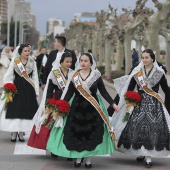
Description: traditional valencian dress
111,61,170,157
0,56,39,132
0,47,12,93
46,68,116,158
28,59,74,149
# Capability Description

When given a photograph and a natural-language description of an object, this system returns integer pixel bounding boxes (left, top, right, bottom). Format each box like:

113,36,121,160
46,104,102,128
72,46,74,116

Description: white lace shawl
0,46,12,68
61,52,100,99
12,46,20,59
110,61,170,141
3,57,39,96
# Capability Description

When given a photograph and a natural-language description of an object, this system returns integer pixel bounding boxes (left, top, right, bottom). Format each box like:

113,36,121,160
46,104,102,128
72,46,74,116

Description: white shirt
42,54,47,67
56,48,65,60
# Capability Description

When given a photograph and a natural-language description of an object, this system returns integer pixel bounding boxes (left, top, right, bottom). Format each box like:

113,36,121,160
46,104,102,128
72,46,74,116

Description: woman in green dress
46,52,119,168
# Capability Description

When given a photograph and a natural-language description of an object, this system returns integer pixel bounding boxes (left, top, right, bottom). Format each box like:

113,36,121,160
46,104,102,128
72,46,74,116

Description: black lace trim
79,69,92,81
118,93,170,151
63,95,104,152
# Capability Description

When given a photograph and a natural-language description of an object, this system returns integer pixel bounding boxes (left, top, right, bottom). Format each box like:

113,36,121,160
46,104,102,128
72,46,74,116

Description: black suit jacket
42,49,77,84
36,53,49,71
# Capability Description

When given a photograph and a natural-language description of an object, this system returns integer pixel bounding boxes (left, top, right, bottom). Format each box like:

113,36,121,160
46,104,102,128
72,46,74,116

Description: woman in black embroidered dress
46,52,119,168
0,44,39,142
111,49,170,168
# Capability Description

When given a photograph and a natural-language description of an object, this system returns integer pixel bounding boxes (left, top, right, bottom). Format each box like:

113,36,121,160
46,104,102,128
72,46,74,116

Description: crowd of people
0,35,170,169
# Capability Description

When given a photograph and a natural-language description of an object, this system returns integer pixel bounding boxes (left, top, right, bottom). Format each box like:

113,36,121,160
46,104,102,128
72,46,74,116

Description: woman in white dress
0,46,12,94
0,44,39,142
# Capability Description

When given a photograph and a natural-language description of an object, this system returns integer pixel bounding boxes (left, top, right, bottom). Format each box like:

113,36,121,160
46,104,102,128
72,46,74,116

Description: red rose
45,99,70,115
3,83,17,93
124,91,141,104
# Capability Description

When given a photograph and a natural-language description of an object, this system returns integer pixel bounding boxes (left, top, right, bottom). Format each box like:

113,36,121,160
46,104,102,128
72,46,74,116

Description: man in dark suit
36,48,49,86
132,48,139,67
42,35,77,90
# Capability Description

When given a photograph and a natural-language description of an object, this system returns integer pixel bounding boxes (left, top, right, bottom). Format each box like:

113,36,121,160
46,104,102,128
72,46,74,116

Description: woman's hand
41,84,46,91
113,103,120,112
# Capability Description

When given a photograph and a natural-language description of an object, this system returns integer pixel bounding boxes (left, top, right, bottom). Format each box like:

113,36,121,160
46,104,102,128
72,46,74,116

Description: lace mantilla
86,70,101,88
135,67,163,88
14,57,35,76
113,75,129,95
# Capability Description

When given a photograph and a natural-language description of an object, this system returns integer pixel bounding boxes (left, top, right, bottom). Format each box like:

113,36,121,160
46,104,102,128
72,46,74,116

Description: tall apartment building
46,18,65,35
0,0,7,43
0,0,7,22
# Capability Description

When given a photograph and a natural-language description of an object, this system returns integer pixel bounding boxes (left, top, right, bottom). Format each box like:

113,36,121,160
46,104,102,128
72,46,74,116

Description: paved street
0,85,170,170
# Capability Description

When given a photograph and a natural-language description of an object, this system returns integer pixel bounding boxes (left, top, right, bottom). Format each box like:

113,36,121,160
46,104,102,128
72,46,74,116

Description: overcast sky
26,0,166,36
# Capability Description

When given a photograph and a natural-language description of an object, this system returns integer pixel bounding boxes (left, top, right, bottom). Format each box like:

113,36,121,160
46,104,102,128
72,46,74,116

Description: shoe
11,139,16,142
18,132,25,142
136,156,145,162
11,132,17,142
67,158,73,161
146,162,152,168
51,153,58,157
85,163,92,168
81,158,84,163
74,162,81,168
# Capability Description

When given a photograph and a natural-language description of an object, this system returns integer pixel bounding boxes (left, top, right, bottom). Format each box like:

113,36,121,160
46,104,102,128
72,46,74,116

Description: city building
80,12,96,22
74,13,81,22
46,18,65,36
54,25,66,36
73,12,96,23
0,0,7,21
0,0,38,47
0,0,7,45
30,13,36,28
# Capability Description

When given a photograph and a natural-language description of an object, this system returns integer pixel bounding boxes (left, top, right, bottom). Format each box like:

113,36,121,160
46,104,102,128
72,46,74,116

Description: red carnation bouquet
123,91,141,122
3,83,17,104
43,98,70,129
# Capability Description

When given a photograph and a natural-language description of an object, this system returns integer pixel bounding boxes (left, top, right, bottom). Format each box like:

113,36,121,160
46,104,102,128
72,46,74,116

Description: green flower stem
46,119,55,129
123,112,130,122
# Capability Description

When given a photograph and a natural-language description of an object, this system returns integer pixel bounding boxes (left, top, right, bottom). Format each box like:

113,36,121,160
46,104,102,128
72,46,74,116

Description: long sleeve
64,81,75,102
160,74,170,114
107,94,120,116
127,77,136,91
3,59,14,84
35,54,42,70
97,77,114,105
46,79,55,99
42,50,57,84
32,61,39,96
